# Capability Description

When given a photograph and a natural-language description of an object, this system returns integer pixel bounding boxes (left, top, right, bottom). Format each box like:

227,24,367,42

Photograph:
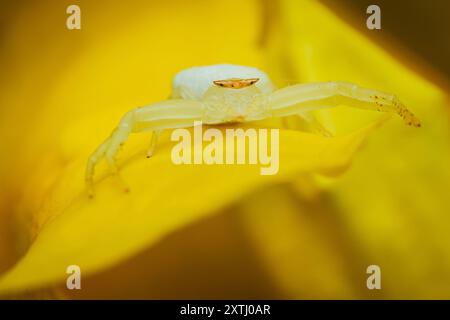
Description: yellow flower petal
0,119,386,294
253,0,450,298
0,0,263,281
239,184,365,299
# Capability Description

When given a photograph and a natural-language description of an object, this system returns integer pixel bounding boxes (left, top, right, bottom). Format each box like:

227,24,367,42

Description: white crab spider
86,64,420,195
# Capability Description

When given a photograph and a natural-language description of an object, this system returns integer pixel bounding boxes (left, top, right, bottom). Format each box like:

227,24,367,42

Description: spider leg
282,110,333,137
269,81,420,127
146,130,162,158
86,112,134,197
86,136,111,197
85,99,204,197
297,111,333,137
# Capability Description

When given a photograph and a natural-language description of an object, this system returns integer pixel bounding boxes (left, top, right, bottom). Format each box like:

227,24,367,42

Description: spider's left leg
297,111,333,137
269,81,420,127
283,110,332,136
146,129,162,158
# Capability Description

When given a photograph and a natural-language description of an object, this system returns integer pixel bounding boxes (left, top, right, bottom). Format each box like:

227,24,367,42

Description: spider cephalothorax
86,64,420,196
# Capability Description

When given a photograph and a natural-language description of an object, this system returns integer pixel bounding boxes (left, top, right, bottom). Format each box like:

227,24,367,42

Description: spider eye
213,78,260,89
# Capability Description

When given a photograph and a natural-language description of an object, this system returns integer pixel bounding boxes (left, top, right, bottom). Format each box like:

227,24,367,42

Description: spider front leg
269,81,421,127
85,99,204,197
85,111,135,196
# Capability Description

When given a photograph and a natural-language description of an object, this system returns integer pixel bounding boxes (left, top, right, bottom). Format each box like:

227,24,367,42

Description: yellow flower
242,0,450,299
0,0,448,299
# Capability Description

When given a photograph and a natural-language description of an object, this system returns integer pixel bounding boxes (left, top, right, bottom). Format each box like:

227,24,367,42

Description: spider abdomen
171,64,274,101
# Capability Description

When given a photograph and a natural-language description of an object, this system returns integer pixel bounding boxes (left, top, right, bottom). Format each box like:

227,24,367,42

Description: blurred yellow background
0,0,449,299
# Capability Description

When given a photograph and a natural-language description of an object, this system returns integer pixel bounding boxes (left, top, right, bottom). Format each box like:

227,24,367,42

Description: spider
86,64,420,195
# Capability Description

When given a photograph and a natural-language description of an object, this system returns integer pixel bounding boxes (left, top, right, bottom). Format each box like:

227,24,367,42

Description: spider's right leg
86,136,111,196
85,99,204,197
86,115,133,197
